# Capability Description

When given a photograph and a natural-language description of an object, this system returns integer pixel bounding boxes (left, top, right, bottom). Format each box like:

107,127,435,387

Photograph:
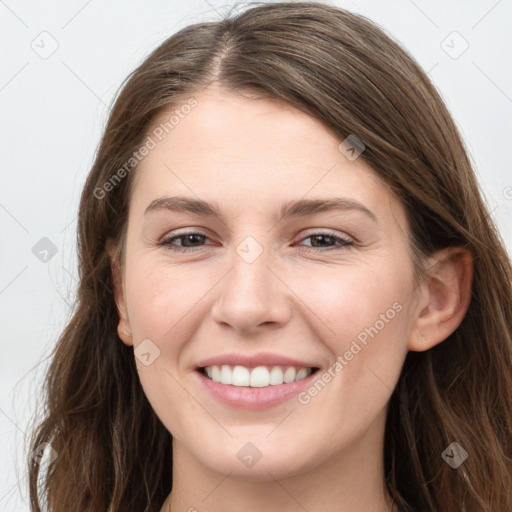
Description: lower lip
194,369,318,410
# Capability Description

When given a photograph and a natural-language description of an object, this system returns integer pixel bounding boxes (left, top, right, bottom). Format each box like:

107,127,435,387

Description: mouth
194,363,320,410
193,352,322,410
198,364,320,387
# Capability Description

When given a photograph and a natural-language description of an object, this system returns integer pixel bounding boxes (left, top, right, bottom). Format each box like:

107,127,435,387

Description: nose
210,243,292,334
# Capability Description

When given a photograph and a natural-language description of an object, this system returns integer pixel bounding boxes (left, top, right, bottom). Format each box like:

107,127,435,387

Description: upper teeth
204,365,312,387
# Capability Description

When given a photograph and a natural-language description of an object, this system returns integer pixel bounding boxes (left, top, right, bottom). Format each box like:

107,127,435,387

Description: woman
27,2,512,511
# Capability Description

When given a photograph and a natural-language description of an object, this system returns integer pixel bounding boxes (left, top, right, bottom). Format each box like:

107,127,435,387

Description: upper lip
196,352,319,369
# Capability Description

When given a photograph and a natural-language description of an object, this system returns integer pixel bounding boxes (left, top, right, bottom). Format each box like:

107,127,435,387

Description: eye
296,231,354,252
158,230,354,253
158,231,213,253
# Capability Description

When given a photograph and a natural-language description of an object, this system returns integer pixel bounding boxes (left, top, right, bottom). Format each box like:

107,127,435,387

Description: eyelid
299,228,354,242
158,227,357,253
160,226,355,240
294,230,355,252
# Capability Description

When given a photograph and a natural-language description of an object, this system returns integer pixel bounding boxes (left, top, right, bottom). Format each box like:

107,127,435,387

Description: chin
193,439,313,481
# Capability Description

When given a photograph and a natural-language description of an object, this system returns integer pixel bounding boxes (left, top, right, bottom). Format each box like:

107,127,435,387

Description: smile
201,364,317,387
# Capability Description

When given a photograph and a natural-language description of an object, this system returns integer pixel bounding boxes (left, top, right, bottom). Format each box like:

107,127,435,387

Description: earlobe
117,324,134,346
106,238,133,347
408,247,473,352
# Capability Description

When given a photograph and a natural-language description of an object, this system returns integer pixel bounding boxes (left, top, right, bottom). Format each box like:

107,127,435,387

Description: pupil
313,235,332,247
185,234,202,246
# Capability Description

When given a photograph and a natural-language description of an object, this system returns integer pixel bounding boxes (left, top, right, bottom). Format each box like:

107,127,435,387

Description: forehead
130,88,406,228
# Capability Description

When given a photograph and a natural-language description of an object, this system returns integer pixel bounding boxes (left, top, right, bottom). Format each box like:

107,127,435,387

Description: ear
106,238,133,347
408,246,473,351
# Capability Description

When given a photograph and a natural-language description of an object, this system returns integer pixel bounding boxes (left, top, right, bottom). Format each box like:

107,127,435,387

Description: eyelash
157,230,355,253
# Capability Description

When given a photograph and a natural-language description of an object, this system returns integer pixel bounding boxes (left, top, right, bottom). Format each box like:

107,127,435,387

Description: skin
108,85,473,512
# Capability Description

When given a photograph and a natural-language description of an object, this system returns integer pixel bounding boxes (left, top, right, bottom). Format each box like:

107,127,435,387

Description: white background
1,0,511,509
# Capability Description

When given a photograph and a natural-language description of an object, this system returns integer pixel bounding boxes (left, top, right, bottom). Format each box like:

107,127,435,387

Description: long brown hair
27,2,512,510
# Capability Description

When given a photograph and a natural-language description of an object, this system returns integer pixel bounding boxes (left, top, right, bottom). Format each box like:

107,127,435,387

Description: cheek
299,260,412,418
126,259,206,342
301,261,411,347
135,364,206,449
124,262,209,437
296,264,411,425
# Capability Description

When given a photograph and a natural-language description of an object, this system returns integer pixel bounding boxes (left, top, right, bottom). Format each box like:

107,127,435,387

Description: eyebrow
144,196,378,223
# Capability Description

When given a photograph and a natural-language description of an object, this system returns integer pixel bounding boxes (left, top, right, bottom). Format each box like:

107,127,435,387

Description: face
111,86,424,480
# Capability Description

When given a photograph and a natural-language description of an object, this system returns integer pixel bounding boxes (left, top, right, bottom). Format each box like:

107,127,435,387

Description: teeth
250,366,270,387
269,366,283,385
295,368,309,380
232,365,249,386
283,367,296,383
204,364,313,387
212,365,221,382
220,365,233,385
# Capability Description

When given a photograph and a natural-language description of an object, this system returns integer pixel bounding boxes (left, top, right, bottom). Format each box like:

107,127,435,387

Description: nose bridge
210,232,290,331
228,233,273,305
